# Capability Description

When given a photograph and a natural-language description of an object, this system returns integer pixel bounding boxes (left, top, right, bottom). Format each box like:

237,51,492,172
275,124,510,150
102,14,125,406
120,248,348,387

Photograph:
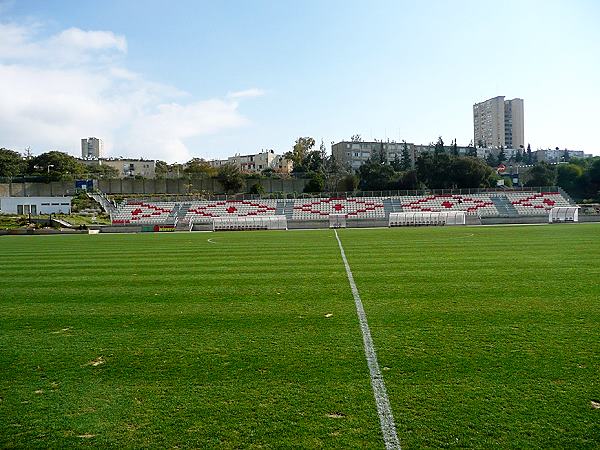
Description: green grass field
1,224,599,448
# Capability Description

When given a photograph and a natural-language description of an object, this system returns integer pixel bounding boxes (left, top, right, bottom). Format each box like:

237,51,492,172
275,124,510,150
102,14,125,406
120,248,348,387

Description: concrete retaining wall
1,177,310,197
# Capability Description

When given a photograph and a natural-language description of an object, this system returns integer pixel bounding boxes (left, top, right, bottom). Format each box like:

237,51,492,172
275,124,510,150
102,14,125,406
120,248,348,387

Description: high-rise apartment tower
81,137,104,159
473,97,524,149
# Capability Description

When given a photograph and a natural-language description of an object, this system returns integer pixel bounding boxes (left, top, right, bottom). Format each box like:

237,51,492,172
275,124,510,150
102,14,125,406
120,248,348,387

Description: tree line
2,144,599,201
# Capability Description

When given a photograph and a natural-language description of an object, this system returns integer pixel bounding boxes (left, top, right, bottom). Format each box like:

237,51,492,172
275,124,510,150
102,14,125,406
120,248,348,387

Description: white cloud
227,88,266,99
0,22,262,162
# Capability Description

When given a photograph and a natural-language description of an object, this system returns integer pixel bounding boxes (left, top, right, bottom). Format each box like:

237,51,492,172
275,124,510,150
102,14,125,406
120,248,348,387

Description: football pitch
1,224,599,448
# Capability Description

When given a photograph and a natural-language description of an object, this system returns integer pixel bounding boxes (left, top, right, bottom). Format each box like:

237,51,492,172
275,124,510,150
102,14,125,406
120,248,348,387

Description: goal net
329,214,347,228
389,211,466,227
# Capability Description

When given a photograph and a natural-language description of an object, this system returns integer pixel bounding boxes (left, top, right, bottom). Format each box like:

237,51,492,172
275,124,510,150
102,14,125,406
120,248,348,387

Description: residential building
535,148,587,163
81,137,104,159
332,141,419,172
80,158,156,178
473,96,524,149
504,98,524,150
209,149,293,174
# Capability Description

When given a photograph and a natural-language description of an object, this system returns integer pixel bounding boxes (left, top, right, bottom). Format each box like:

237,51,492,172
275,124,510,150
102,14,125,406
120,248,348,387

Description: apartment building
209,149,293,174
473,96,524,149
80,158,156,178
81,137,104,159
331,141,421,172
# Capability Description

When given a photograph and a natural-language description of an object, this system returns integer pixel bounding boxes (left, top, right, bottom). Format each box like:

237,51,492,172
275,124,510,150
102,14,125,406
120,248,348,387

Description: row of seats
111,201,175,224
111,192,573,224
399,194,500,216
184,200,277,223
505,192,570,215
292,197,385,219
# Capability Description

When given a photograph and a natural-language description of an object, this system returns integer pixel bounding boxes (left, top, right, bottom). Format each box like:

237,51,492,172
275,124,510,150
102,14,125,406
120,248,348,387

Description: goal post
389,211,466,227
549,207,579,223
212,215,287,231
329,214,347,228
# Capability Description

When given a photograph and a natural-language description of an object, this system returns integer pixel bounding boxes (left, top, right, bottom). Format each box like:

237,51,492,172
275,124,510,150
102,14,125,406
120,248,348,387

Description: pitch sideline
334,229,401,450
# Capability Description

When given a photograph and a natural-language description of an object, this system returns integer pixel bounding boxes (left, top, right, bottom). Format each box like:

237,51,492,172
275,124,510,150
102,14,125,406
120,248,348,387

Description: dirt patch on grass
591,400,600,409
77,434,96,438
324,313,333,318
326,412,346,419
51,327,72,335
87,356,105,367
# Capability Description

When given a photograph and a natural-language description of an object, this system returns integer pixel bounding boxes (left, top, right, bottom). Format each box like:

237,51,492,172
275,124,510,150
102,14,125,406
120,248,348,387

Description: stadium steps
175,203,192,221
383,198,402,217
282,200,295,220
491,196,518,217
275,200,287,216
558,187,577,206
87,192,116,214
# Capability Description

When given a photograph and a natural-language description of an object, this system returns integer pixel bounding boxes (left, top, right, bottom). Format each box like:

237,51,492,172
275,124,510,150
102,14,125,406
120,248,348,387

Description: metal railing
109,186,562,204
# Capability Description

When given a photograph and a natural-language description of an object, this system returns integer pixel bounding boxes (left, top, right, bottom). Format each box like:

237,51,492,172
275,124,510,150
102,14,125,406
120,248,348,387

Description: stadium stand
505,191,571,215
398,194,500,216
109,190,575,226
111,201,175,224
291,197,385,220
184,199,277,223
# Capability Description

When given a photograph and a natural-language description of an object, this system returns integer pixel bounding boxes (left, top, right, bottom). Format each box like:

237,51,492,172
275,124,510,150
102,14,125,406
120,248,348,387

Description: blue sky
1,0,598,162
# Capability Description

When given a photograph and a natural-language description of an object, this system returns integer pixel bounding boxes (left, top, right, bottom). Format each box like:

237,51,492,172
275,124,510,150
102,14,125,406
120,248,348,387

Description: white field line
334,229,401,450
207,238,217,244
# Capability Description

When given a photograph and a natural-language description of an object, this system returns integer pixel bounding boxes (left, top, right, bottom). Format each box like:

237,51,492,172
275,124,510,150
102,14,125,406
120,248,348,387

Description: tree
434,136,445,156
525,162,557,187
155,160,169,178
28,151,84,180
337,174,359,192
466,145,478,157
350,134,362,143
451,139,459,156
391,153,402,171
303,150,325,173
497,146,506,164
303,171,325,193
0,148,26,178
526,144,533,164
485,152,497,167
450,156,497,188
400,141,411,171
514,150,523,163
216,164,244,193
285,137,315,173
395,170,419,190
184,158,216,176
358,158,396,191
585,157,600,200
562,149,571,162
557,163,584,198
87,163,119,179
248,182,266,196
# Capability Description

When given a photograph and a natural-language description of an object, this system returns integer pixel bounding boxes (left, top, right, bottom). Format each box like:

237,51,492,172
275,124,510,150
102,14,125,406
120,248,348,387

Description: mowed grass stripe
339,224,600,448
0,231,383,448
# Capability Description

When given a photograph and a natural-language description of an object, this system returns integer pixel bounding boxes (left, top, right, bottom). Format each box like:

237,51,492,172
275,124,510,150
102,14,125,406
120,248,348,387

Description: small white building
0,197,72,215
